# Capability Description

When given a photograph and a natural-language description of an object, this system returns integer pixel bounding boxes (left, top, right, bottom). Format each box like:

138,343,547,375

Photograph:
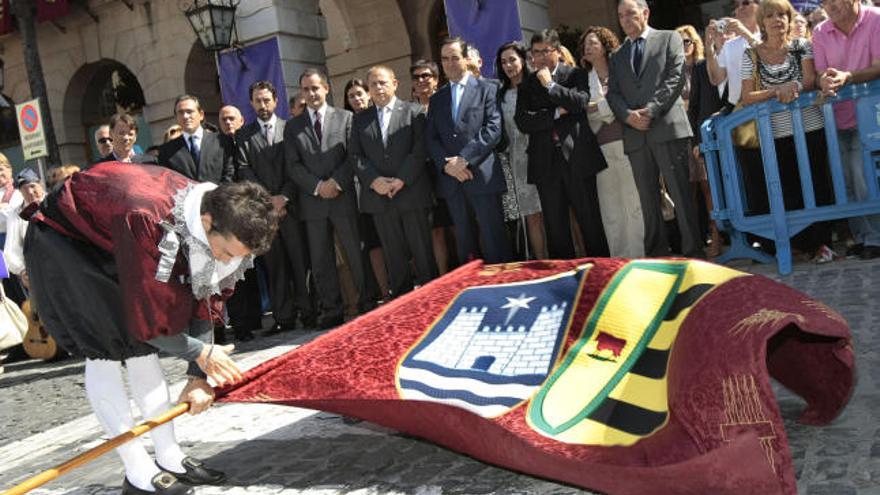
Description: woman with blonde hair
740,0,835,262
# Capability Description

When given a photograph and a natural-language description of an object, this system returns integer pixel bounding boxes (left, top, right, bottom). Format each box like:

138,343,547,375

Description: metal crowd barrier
700,79,880,275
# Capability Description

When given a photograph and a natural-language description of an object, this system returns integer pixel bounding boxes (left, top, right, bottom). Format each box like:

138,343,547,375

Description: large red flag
219,258,854,495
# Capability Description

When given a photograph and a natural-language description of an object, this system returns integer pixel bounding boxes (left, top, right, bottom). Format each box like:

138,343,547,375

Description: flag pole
1,403,190,495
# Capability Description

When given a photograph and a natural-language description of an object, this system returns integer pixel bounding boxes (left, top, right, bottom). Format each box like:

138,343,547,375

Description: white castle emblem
396,269,583,418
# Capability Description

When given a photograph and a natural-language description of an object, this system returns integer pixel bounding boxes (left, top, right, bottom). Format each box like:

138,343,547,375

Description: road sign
16,99,48,160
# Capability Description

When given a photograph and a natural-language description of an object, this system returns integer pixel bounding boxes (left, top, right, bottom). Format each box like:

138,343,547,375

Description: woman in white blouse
579,27,645,258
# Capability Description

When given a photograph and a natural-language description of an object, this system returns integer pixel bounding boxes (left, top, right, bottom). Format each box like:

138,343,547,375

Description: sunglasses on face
682,38,694,45
98,137,113,144
736,0,755,7
412,72,434,81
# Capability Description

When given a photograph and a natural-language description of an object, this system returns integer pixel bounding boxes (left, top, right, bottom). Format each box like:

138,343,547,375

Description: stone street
1,257,878,495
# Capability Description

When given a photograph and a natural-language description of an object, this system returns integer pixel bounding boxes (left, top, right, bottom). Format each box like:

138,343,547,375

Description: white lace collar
155,183,254,300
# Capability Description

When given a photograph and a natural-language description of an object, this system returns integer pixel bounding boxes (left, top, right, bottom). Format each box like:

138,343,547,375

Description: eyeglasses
412,72,434,81
531,48,556,56
682,38,694,45
736,0,755,7
98,137,113,144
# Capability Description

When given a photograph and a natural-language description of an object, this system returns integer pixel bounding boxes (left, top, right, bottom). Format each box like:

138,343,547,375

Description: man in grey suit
158,95,234,184
351,66,436,299
237,81,315,333
285,68,369,329
607,0,704,258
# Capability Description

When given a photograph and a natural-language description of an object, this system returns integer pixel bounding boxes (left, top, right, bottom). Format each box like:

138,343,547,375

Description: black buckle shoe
122,472,193,495
163,457,226,486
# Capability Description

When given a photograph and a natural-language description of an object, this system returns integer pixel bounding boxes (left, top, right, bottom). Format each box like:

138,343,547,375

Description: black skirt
23,224,155,361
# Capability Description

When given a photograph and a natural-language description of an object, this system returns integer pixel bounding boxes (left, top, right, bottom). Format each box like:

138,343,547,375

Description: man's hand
705,20,725,55
444,156,472,182
178,377,215,415
371,177,392,196
195,343,242,386
387,178,405,197
819,68,850,97
318,179,340,199
536,67,553,88
270,195,288,218
626,109,651,131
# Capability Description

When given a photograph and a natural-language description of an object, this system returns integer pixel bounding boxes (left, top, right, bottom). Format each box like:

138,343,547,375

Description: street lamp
182,0,239,51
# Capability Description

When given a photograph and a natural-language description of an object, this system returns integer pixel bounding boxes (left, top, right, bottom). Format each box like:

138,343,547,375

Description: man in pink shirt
814,0,880,259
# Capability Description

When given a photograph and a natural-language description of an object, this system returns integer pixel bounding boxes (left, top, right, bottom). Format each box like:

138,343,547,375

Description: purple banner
444,0,522,79
218,37,289,124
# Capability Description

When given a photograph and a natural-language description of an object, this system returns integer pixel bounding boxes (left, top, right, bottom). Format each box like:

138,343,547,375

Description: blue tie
451,83,461,121
189,135,200,163
632,38,644,76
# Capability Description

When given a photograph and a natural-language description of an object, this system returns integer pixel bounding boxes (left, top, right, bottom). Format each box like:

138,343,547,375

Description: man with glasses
515,28,610,259
706,0,761,106
814,0,880,259
94,124,113,160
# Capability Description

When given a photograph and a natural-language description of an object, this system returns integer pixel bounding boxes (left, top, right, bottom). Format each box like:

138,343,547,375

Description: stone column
235,0,327,104
518,0,550,43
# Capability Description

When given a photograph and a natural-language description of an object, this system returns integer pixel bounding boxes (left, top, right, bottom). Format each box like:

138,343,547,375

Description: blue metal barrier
700,79,880,275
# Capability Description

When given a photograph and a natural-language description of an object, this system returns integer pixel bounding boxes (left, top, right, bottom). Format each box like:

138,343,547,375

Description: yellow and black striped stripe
527,260,746,446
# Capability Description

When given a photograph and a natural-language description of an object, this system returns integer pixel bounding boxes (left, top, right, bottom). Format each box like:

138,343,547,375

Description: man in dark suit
426,37,511,264
158,95,234,184
607,0,703,258
96,113,157,164
285,68,368,329
237,81,315,333
351,66,436,298
515,29,610,259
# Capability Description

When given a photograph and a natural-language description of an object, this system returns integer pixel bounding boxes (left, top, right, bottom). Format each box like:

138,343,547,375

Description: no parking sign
15,99,48,160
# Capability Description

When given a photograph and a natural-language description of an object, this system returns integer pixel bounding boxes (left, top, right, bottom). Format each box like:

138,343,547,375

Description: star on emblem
501,294,537,325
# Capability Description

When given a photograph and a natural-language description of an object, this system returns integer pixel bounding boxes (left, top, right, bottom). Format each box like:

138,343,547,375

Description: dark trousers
305,214,366,319
536,151,609,259
261,216,314,324
629,137,704,258
372,206,437,297
226,266,262,331
445,190,512,264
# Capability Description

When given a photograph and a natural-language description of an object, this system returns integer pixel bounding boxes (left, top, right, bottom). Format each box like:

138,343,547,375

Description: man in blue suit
426,37,511,264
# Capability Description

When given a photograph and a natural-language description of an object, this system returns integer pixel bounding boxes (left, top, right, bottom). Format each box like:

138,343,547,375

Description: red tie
314,112,323,142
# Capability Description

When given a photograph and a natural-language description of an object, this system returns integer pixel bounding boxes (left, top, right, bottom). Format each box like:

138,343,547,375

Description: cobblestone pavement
1,256,878,495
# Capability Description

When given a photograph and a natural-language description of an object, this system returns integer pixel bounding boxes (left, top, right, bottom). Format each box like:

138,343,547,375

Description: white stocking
84,358,160,491
125,354,187,474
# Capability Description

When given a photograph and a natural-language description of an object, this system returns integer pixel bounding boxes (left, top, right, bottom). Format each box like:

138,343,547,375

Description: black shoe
299,311,318,329
860,245,880,260
846,243,865,258
265,321,296,335
161,457,226,486
318,314,344,330
122,472,193,495
213,326,228,345
234,328,255,342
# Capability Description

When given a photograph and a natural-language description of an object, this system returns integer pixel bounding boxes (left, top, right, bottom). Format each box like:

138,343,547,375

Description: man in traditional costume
23,163,278,495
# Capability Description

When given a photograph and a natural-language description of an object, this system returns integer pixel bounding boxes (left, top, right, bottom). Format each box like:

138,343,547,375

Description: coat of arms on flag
397,266,584,417
221,258,855,495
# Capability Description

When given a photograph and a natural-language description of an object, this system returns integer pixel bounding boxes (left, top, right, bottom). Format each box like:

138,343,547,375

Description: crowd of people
1,0,880,493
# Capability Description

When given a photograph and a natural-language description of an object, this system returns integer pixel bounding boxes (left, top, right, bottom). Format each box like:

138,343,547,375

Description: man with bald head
350,65,436,298
94,124,113,160
219,105,244,137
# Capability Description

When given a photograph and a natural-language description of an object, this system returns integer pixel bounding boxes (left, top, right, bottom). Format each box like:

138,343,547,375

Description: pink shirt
813,6,880,130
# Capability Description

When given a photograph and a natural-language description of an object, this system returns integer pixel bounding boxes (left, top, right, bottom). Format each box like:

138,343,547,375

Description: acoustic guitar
21,299,59,360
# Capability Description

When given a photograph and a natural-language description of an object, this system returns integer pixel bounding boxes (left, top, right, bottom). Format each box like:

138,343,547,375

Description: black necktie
632,38,644,76
188,135,200,163
313,112,323,142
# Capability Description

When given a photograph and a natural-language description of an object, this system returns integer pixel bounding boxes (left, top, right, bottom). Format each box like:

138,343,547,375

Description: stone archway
319,0,444,105
184,42,222,131
61,59,149,165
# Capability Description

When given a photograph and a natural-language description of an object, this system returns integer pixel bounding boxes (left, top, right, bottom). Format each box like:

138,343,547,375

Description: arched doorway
62,59,150,164
184,42,222,130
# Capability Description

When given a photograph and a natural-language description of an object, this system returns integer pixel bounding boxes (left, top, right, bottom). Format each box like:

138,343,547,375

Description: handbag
0,283,27,351
731,49,761,149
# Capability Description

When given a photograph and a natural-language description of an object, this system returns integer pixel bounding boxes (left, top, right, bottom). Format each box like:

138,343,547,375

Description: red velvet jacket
34,163,228,341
